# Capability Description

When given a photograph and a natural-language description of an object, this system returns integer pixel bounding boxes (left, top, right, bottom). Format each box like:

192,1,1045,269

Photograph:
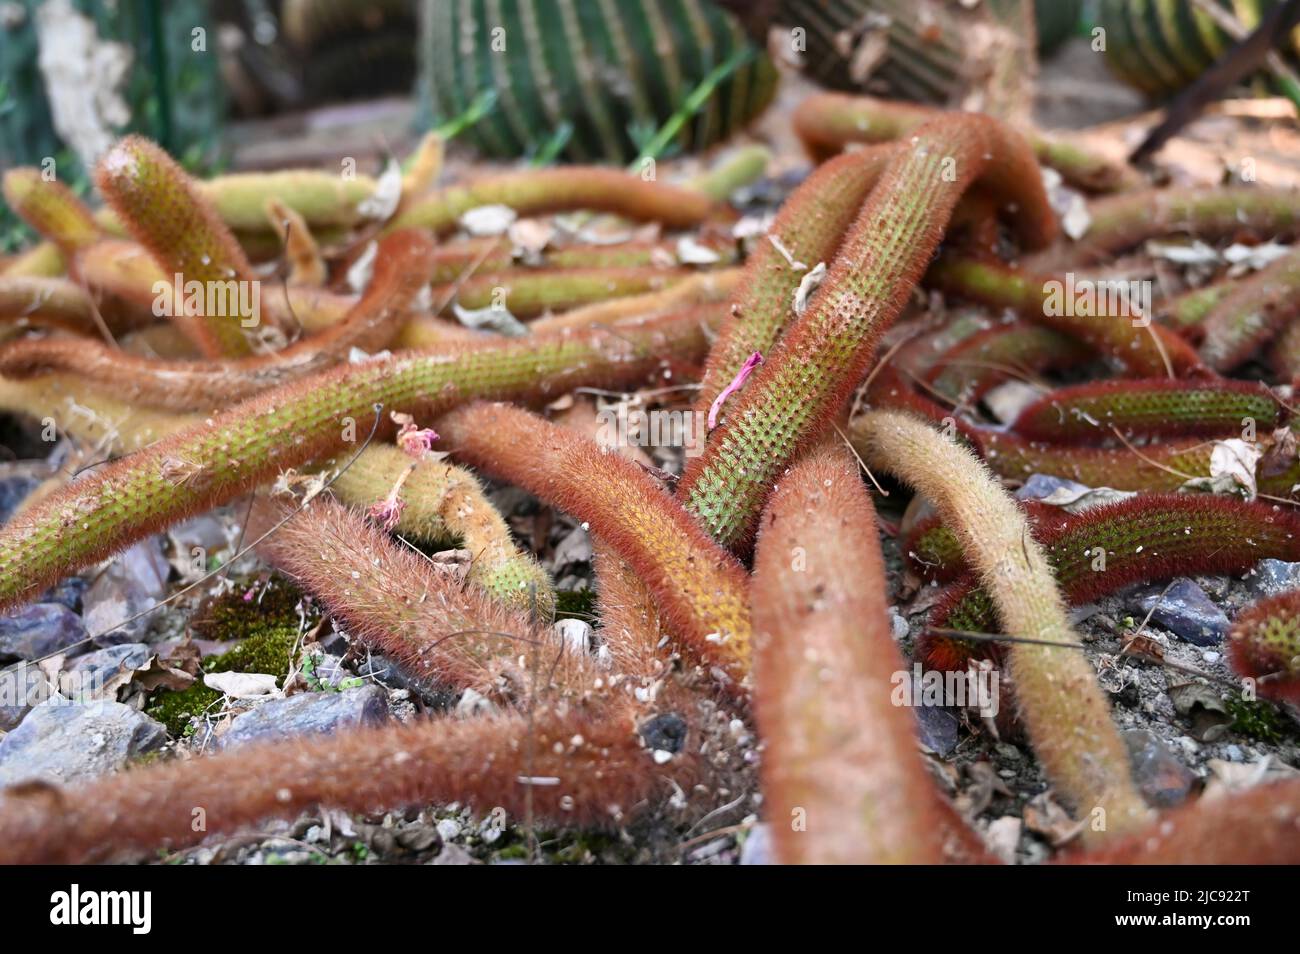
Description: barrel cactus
1096,0,1300,98
416,0,777,163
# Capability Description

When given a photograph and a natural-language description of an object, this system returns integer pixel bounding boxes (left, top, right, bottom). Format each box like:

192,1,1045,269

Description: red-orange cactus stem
752,443,989,864
921,493,1300,672
692,146,897,417
0,277,101,335
791,91,1142,194
926,256,1206,378
386,166,733,235
1065,781,1300,864
0,230,437,412
94,136,293,357
925,321,1092,404
1026,186,1300,272
679,114,1058,550
254,495,561,703
436,401,752,691
0,306,718,613
0,698,693,863
1011,378,1284,442
426,234,738,284
861,345,1300,497
1226,590,1300,705
1200,243,1300,371
974,428,1300,497
433,266,694,319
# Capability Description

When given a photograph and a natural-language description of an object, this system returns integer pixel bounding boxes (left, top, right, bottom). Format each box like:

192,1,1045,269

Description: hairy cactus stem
791,91,1142,193
94,136,293,357
1026,186,1300,272
2,169,103,256
386,167,732,235
853,409,1152,836
678,114,1058,550
254,496,555,700
436,402,752,692
433,266,695,319
1011,378,1284,442
692,146,897,418
426,235,738,285
921,494,1300,673
0,307,716,612
1227,590,1300,705
0,697,692,864
529,270,740,334
752,442,989,863
926,256,1205,378
1065,781,1300,865
1201,243,1300,371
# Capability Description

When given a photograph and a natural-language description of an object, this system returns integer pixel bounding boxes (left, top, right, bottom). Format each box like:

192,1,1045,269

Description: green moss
1226,697,1294,744
147,580,317,736
147,682,222,737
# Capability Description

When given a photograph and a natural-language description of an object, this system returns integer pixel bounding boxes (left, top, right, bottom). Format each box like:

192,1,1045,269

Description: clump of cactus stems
679,113,1058,549
4,97,1300,867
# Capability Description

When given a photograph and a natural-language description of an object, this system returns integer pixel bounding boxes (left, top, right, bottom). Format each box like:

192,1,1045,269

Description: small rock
0,603,87,662
0,468,41,524
430,843,478,865
61,643,150,699
1133,579,1228,646
1223,744,1244,762
64,643,150,682
888,609,909,640
167,515,228,577
0,700,167,786
1014,473,1091,502
984,816,1022,864
740,823,773,865
0,704,29,732
1245,558,1300,598
435,818,461,841
40,576,87,612
1124,729,1197,808
166,514,228,555
82,538,170,645
396,826,440,853
912,701,960,757
219,685,389,748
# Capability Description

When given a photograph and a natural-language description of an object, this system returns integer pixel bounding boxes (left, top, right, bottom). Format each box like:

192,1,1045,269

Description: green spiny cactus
1011,378,1284,441
1097,0,1300,99
418,0,776,164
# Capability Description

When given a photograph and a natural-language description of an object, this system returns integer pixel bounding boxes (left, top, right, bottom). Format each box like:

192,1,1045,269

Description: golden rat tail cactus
752,442,988,864
852,409,1152,838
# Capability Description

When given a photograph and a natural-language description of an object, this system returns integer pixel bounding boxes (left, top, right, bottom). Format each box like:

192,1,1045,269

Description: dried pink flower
707,350,763,430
